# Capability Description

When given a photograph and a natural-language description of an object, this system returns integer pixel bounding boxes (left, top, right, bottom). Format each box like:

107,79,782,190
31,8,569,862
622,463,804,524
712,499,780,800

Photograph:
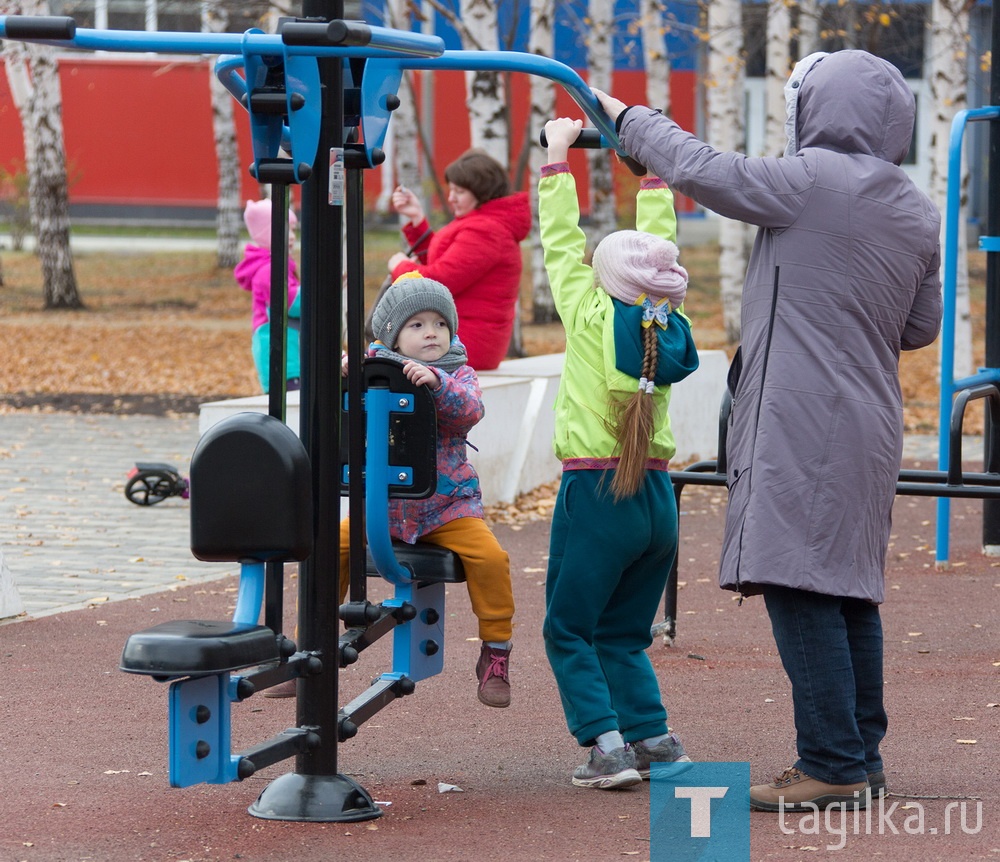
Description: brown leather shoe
475,643,511,708
262,678,297,699
867,770,888,796
750,767,869,812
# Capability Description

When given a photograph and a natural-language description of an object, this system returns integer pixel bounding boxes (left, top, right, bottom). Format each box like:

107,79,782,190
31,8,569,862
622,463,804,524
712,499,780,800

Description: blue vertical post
984,4,1000,552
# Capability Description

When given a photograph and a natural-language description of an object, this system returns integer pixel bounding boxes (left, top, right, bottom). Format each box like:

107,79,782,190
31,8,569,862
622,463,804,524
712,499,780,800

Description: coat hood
234,244,269,291
472,191,532,243
786,50,914,166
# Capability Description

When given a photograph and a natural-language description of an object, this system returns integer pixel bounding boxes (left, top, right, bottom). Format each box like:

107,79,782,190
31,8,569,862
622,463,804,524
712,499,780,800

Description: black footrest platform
366,540,466,584
120,620,279,678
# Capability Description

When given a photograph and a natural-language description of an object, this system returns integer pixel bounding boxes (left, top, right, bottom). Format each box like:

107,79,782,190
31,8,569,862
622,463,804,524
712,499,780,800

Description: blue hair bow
638,294,671,329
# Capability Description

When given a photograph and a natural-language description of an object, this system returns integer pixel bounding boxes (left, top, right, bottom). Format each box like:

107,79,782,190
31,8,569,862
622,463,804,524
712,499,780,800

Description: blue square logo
650,761,750,862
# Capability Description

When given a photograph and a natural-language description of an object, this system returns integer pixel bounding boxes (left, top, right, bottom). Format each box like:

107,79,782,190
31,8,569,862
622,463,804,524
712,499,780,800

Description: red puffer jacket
390,192,532,371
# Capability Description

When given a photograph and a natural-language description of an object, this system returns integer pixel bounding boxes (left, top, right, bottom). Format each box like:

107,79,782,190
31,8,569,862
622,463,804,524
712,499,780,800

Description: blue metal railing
936,106,1000,565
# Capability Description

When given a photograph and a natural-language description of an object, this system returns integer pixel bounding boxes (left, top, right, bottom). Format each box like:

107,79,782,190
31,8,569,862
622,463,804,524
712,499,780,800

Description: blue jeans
762,585,887,785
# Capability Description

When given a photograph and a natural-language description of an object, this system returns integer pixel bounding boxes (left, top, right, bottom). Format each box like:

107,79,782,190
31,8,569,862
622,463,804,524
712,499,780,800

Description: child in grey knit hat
341,272,516,708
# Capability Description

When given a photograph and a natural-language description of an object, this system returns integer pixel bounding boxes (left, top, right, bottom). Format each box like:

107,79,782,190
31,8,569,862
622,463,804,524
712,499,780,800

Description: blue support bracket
363,387,417,587
217,35,322,183
356,58,403,168
381,581,446,682
168,673,242,787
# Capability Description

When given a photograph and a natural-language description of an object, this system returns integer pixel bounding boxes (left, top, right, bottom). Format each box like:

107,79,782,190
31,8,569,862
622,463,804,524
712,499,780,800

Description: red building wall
0,56,696,216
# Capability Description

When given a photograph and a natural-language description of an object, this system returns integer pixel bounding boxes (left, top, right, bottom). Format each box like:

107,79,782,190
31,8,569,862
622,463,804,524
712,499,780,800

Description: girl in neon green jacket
539,117,699,790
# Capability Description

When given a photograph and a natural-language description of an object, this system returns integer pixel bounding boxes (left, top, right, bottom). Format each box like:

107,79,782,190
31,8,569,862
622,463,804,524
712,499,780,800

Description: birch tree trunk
586,0,617,242
459,0,507,166
203,0,241,269
929,0,973,379
764,0,790,157
796,0,820,57
642,0,671,113
528,0,557,324
707,0,747,341
2,0,81,309
384,0,422,217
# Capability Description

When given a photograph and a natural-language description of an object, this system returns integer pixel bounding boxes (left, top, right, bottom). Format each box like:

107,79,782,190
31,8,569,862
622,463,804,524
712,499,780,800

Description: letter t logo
674,786,729,837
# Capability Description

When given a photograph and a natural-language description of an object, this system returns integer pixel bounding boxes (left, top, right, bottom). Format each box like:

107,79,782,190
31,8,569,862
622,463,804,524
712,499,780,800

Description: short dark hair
443,149,510,205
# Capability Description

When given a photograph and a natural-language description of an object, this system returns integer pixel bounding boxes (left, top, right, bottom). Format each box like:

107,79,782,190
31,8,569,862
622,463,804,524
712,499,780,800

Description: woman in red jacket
388,149,532,371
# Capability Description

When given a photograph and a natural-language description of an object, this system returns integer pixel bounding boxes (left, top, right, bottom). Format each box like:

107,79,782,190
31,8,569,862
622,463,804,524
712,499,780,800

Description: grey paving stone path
0,413,236,620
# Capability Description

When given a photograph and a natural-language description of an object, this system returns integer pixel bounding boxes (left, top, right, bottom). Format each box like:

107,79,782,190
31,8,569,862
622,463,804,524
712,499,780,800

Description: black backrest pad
340,357,438,499
190,412,313,562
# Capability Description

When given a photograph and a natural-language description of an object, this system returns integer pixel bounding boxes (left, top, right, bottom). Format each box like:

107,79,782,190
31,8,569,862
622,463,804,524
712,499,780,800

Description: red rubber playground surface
2,474,998,862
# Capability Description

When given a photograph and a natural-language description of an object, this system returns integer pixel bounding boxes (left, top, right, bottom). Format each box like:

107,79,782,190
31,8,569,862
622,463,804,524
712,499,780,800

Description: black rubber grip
4,16,76,40
539,127,647,177
539,128,603,149
281,20,371,47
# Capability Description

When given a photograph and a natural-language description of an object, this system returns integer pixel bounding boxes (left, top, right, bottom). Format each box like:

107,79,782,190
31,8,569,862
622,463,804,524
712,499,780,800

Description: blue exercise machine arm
0,15,446,58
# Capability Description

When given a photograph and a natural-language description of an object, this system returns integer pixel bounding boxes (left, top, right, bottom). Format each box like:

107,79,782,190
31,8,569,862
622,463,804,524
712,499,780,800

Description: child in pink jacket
234,199,301,393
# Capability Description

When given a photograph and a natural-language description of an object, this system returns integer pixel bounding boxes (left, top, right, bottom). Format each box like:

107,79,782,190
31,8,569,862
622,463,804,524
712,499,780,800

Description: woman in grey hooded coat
594,50,942,811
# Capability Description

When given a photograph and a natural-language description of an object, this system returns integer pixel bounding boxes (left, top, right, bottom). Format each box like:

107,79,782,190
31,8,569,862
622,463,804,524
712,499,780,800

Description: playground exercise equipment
124,462,189,506
934,105,1000,566
0,5,641,822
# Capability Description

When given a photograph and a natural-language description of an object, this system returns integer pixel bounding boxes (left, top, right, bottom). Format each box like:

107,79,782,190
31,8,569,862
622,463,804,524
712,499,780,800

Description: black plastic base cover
120,620,279,677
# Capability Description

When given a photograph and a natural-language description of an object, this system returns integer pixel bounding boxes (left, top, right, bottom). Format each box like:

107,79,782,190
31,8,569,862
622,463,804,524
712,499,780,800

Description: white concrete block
199,390,301,438
196,349,728,510
668,350,730,464
0,549,25,621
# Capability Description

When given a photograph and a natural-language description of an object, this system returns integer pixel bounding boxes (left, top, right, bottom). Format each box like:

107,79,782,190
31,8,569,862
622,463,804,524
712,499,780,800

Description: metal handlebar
539,127,647,177
1,14,75,39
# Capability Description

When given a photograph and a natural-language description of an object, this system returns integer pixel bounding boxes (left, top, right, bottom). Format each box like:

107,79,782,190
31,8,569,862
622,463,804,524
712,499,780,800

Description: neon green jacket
539,169,685,464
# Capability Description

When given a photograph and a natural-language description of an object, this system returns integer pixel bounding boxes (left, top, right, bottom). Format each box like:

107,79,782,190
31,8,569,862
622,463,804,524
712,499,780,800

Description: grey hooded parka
618,50,943,603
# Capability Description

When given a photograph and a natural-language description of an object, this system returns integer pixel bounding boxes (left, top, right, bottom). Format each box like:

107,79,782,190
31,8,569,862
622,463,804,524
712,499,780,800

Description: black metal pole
295,0,343,779
984,5,1000,548
248,0,379,821
265,182,290,637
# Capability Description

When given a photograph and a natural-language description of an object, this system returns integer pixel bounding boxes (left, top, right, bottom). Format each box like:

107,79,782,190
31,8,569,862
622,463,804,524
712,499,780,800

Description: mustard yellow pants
339,516,515,643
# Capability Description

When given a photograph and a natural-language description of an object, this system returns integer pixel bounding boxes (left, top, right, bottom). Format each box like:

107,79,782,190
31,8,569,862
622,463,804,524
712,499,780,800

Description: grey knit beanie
370,274,458,348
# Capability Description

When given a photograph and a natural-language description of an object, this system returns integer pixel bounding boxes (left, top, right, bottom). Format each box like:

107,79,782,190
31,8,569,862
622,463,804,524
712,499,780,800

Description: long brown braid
609,323,660,500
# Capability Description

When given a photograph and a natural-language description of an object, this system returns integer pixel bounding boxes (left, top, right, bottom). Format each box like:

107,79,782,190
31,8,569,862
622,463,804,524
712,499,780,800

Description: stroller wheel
125,471,175,506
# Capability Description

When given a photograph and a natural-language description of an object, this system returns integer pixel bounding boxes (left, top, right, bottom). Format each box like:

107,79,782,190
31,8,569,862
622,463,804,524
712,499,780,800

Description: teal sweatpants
542,469,678,747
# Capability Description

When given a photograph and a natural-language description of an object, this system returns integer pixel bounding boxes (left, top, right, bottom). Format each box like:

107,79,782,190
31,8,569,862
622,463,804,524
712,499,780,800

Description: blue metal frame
936,105,1000,564
362,386,416,587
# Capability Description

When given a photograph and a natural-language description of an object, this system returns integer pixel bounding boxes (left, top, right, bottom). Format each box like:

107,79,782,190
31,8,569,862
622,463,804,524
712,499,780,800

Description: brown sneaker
749,767,869,812
262,678,297,699
867,770,888,796
475,643,511,708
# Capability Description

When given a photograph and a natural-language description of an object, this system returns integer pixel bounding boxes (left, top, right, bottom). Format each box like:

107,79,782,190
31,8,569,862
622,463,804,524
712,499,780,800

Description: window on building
743,2,926,80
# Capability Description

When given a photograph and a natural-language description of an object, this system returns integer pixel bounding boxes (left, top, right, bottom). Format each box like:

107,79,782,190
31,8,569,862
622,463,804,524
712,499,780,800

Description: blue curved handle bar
0,17,626,157
0,16,446,58
397,51,625,155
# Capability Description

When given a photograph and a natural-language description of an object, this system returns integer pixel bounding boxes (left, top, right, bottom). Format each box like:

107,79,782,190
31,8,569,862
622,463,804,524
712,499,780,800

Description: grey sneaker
632,733,692,779
572,745,642,790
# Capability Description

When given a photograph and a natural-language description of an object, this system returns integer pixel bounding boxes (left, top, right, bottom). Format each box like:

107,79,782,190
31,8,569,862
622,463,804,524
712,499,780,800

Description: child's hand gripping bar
539,127,647,177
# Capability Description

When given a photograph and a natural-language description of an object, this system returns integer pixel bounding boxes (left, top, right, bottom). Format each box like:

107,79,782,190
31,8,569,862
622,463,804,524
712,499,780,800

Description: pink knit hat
592,230,689,309
243,199,298,248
